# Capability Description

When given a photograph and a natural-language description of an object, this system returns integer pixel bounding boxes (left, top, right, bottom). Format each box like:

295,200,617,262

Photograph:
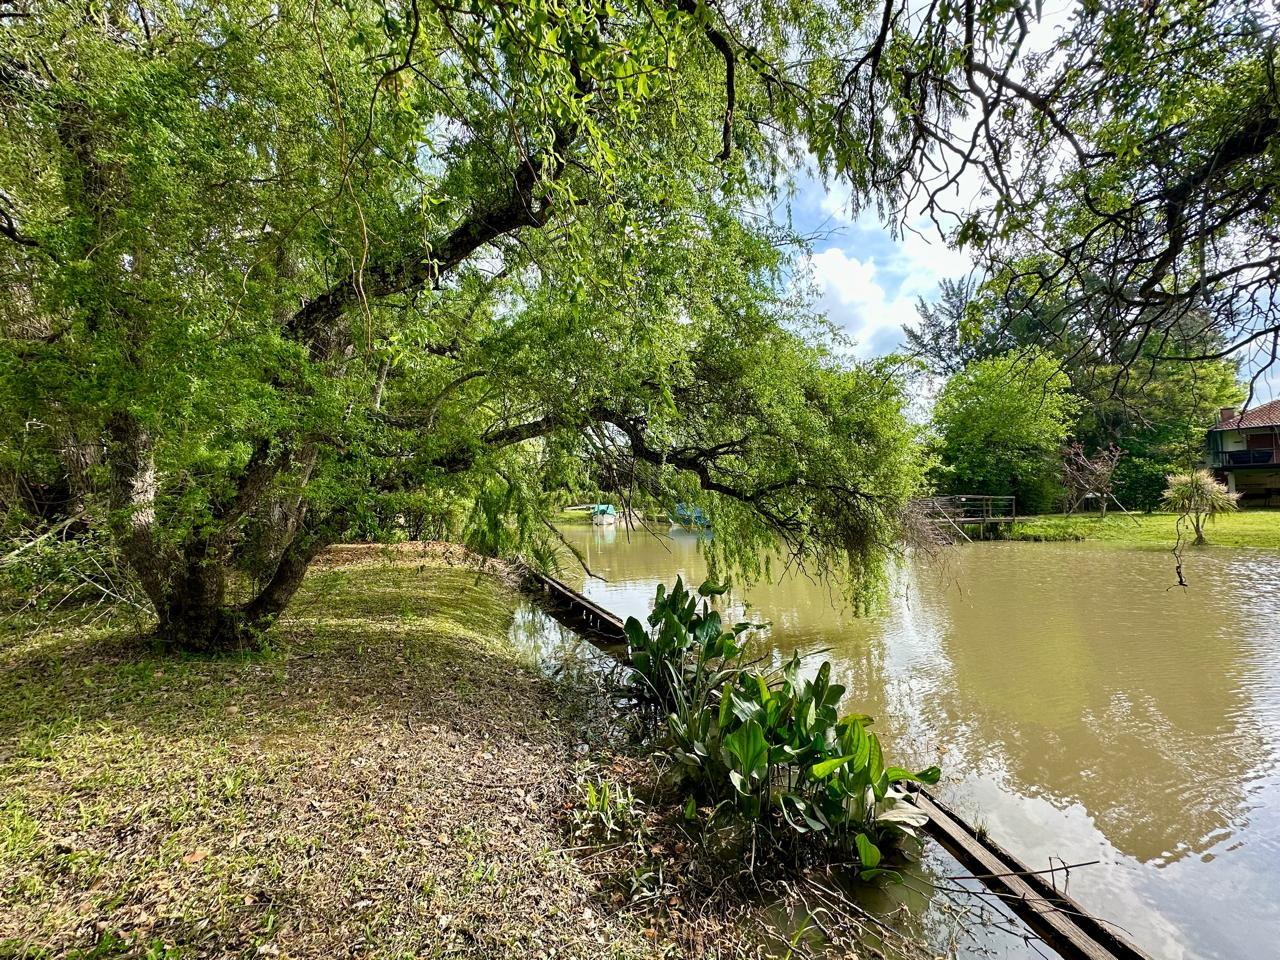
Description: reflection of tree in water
557,525,1280,864
554,526,1280,957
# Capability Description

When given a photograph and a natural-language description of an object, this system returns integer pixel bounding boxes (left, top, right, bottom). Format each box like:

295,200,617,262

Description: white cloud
892,221,974,297
805,247,921,355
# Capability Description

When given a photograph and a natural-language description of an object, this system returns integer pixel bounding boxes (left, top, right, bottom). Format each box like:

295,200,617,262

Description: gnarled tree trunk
106,417,332,651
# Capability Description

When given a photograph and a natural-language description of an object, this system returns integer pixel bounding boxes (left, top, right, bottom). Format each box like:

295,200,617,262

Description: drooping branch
672,0,736,161
0,191,38,248
595,409,803,532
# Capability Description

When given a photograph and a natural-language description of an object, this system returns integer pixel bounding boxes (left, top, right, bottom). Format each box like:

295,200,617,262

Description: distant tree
904,279,981,376
931,351,1078,513
904,278,1057,377
911,281,1244,511
1061,443,1122,516
1162,471,1239,546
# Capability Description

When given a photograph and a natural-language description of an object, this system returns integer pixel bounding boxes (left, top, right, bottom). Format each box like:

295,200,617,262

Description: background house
1208,400,1280,506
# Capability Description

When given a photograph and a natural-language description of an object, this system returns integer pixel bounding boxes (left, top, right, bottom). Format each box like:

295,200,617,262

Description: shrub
1161,470,1239,545
625,577,940,878
1113,456,1172,512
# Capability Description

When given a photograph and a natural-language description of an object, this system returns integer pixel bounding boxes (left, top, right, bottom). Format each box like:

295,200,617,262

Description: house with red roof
1208,400,1280,506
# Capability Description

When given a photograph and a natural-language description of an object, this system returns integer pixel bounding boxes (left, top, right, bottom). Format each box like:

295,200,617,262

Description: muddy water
543,524,1280,959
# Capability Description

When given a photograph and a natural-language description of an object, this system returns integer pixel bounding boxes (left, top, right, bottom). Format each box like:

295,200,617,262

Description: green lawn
1008,510,1280,549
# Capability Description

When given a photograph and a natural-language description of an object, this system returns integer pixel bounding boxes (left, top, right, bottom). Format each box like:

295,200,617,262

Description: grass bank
0,543,662,960
1007,509,1280,548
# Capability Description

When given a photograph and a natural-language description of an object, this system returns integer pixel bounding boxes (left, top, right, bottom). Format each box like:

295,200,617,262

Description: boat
590,503,618,525
670,503,710,529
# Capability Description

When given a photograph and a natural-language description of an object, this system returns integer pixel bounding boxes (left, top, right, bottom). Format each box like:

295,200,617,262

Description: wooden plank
531,572,628,644
911,790,1153,960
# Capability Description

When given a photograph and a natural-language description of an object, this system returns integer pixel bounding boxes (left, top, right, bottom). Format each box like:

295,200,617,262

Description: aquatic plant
624,576,747,714
625,578,940,878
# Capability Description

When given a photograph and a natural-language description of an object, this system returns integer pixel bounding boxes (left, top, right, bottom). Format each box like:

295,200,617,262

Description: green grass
1008,509,1280,548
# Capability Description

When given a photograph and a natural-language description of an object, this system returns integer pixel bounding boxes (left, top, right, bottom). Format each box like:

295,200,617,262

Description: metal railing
917,495,1017,522
1209,449,1277,467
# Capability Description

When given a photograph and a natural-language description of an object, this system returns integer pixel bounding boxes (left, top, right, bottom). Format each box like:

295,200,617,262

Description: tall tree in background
948,1,1280,394
904,278,1051,376
931,351,1078,513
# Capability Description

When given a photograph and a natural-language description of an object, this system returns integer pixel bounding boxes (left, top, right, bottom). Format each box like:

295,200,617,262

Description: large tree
930,351,1078,513
947,1,1280,391
5,0,1177,649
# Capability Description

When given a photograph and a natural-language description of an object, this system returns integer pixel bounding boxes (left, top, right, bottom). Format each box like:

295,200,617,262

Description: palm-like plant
1162,470,1240,545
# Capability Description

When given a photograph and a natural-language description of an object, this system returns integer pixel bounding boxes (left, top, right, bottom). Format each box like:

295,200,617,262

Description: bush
0,525,144,623
1162,470,1239,545
625,577,939,878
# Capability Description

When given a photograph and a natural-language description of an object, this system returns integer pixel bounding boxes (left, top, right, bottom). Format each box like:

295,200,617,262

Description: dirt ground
0,544,660,959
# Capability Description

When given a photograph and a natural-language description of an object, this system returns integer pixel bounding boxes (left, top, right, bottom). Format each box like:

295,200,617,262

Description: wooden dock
528,571,628,645
526,571,1154,960
917,495,1018,542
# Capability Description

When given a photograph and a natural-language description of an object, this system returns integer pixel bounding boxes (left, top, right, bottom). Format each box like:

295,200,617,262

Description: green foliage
1162,470,1240,546
1114,457,1178,514
624,576,748,713
573,776,645,846
930,351,1078,513
965,2,1280,382
0,0,956,644
627,579,939,877
912,278,1243,512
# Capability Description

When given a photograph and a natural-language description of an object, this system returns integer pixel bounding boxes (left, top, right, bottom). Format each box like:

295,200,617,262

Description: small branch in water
542,518,610,582
943,859,1101,882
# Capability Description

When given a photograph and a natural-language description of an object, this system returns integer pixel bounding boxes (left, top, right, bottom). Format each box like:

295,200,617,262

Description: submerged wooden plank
910,790,1154,960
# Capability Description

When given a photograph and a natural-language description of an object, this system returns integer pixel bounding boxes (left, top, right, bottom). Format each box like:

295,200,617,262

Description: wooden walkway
918,494,1017,524
526,572,1154,960
529,571,628,645
917,495,1018,542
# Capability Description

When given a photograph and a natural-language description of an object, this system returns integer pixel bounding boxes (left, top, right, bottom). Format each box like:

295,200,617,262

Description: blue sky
784,170,971,359
783,171,1279,406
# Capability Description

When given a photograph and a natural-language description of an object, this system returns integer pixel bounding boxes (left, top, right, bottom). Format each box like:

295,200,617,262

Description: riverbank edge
0,543,670,959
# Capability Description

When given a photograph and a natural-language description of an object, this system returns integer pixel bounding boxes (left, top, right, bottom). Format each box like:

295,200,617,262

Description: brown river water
512,524,1280,959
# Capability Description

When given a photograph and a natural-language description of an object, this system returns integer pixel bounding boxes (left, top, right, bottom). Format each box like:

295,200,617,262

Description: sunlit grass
0,545,652,960
1008,510,1280,548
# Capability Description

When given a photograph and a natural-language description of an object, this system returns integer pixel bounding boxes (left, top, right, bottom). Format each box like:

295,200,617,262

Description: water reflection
547,524,1280,960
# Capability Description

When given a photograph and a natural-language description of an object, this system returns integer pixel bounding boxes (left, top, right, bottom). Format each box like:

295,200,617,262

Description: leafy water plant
624,576,747,714
624,578,940,879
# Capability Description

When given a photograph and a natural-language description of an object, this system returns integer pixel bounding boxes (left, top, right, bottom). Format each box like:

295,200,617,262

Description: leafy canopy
7,0,1050,640
931,351,1079,512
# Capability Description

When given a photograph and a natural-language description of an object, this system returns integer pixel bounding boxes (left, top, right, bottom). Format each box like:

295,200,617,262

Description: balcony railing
1210,449,1277,467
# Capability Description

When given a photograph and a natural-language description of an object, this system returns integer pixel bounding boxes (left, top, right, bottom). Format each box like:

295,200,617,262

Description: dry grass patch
0,544,654,960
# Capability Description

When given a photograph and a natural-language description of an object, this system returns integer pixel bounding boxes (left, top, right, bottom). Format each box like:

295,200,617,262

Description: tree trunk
144,528,329,652
106,412,170,611
242,527,330,630
152,539,239,651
